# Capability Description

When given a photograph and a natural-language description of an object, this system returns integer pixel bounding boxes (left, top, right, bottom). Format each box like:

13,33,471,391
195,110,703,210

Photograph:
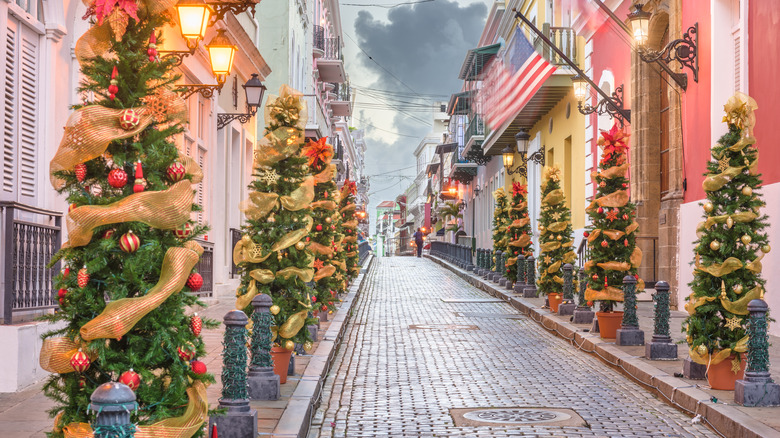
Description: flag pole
512,8,631,123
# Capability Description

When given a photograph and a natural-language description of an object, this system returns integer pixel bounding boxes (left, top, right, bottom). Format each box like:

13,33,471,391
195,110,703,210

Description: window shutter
18,23,38,198
2,23,17,194
733,33,741,92
197,148,205,224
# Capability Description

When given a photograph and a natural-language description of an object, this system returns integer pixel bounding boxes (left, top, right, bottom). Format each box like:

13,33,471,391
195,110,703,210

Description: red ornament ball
190,313,202,336
58,288,68,298
600,240,608,248
592,274,598,280
74,163,87,182
316,224,323,231
70,350,91,372
119,230,141,253
583,231,589,238
191,360,207,375
63,267,70,278
59,297,65,306
622,214,629,220
622,183,628,188
107,168,128,188
178,343,196,361
186,273,203,291
118,109,141,131
119,369,141,390
597,207,604,214
167,162,186,182
311,296,317,303
321,305,328,311
175,223,193,239
331,225,336,230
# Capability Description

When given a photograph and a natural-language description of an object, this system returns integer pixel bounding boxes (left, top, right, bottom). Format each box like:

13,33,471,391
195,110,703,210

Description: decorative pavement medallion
450,407,587,427
408,324,479,330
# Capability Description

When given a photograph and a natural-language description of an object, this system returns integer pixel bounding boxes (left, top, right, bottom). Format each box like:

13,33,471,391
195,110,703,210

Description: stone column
248,294,281,400
209,310,258,438
645,281,677,360
558,263,576,315
735,298,780,406
616,276,644,346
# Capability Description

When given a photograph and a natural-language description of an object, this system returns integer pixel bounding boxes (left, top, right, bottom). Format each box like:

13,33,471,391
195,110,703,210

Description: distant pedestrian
414,228,424,257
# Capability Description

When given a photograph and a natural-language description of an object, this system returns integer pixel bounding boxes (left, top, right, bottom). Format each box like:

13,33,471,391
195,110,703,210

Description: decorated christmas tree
303,137,341,313
505,182,533,283
537,166,576,295
339,180,360,280
491,188,510,271
584,124,642,312
40,3,214,435
234,86,316,352
685,93,767,370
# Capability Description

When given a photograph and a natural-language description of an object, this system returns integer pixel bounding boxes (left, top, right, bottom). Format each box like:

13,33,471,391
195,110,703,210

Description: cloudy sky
339,0,491,231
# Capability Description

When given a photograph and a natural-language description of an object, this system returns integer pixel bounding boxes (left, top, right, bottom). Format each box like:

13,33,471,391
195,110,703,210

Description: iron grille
193,240,214,297
230,228,242,278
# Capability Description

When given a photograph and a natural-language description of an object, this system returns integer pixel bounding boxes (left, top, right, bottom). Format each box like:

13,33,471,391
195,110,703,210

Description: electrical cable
342,0,434,8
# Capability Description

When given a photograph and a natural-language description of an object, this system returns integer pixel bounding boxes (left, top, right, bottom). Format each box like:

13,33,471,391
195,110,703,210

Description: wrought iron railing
323,36,341,61
230,228,242,278
333,82,350,102
193,240,214,297
576,238,589,269
534,24,578,66
313,25,325,53
464,115,485,147
358,241,371,266
1,202,62,324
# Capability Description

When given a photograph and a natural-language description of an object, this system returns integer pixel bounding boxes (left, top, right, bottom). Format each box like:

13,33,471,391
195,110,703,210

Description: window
196,146,206,224
660,28,670,197
1,16,40,201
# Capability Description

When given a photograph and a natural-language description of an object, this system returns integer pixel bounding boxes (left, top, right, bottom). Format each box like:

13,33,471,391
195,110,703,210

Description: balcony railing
1,202,62,324
333,82,350,102
464,115,485,147
323,36,341,61
313,25,325,53
533,24,578,66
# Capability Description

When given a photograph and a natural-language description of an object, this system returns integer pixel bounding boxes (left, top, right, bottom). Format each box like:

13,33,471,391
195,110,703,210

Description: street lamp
502,130,544,177
571,75,630,127
627,3,698,86
175,0,212,48
207,30,237,84
217,74,266,129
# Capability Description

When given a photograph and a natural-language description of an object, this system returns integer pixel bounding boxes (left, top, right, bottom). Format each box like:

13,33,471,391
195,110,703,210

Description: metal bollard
522,256,537,297
616,275,644,346
513,254,526,293
558,263,576,315
573,267,594,324
249,294,281,400
90,382,137,438
735,296,780,406
645,281,677,360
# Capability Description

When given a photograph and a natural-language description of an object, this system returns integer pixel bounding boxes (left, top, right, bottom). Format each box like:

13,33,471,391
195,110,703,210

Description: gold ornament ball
742,186,753,196
709,240,721,251
293,217,298,222
284,340,295,351
686,335,692,344
733,284,744,294
556,235,562,241
762,244,771,253
303,341,313,352
741,234,752,245
703,201,714,213
325,217,332,223
270,305,280,315
295,241,305,250
267,216,275,223
726,217,734,229
696,344,708,356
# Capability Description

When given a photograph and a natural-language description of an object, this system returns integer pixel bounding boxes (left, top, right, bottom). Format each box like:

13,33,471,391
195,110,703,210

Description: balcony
330,82,352,117
316,37,346,83
449,148,477,184
313,25,325,58
463,115,485,154
304,93,330,139
533,24,578,69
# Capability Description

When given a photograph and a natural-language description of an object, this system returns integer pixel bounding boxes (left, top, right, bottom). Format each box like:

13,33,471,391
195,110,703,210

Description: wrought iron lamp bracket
506,145,545,178
577,85,631,127
639,23,698,85
209,0,258,25
179,83,224,99
158,46,197,66
217,105,259,130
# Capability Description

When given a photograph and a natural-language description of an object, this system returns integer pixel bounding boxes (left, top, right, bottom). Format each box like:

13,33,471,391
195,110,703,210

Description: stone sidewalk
310,257,717,437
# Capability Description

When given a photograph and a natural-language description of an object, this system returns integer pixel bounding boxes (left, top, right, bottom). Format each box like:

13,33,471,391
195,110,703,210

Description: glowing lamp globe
207,30,237,83
175,0,212,47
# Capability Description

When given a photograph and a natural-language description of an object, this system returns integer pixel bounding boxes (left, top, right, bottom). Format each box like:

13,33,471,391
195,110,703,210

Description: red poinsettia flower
598,123,630,164
303,137,333,167
344,179,357,195
512,182,528,197
92,0,139,26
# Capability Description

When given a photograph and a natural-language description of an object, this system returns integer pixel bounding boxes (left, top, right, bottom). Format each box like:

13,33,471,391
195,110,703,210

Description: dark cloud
350,0,487,230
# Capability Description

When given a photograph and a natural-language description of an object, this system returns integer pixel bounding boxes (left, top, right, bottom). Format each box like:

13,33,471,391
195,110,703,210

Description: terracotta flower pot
548,293,562,313
270,346,293,384
707,355,746,390
596,311,624,339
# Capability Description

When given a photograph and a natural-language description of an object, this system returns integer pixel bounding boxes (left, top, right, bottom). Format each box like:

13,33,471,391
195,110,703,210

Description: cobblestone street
311,257,717,437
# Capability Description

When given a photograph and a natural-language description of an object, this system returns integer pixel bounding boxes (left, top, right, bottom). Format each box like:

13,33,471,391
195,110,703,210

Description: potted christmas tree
234,85,316,384
537,166,576,312
41,7,214,435
685,93,766,390
506,182,533,284
491,188,510,277
340,180,360,280
584,124,642,339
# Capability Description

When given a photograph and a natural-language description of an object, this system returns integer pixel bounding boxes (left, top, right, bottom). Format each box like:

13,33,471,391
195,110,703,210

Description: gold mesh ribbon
723,92,758,135
343,220,358,229
509,218,530,228
745,253,764,273
695,257,743,277
540,241,561,252
271,217,313,252
547,260,561,273
313,164,336,185
250,269,275,284
562,251,576,264
66,181,194,248
546,222,567,233
265,85,308,130
51,103,185,190
279,309,308,338
254,127,303,167
689,336,748,366
178,152,203,184
584,260,594,271
602,230,625,240
280,176,315,211
346,251,357,258
685,294,716,315
493,187,506,201
596,261,630,271
598,162,629,179
80,242,203,341
236,280,258,309
631,247,643,268
593,190,629,208
331,260,346,271
307,242,334,257
276,267,314,282
702,166,744,192
704,211,757,230
40,338,97,374
508,235,531,248
721,286,762,315
585,286,623,301
340,204,357,214
553,275,563,285
311,200,338,210
314,265,336,281
344,236,358,244
511,201,528,211
562,241,573,248
587,229,601,243
233,236,272,265
543,189,564,206
240,192,279,220
625,221,639,235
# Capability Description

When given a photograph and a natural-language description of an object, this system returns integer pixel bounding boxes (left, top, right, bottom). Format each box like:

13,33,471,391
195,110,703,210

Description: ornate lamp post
217,74,267,129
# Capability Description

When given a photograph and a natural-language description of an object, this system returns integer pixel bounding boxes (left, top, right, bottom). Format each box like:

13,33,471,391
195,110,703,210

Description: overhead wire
342,0,434,8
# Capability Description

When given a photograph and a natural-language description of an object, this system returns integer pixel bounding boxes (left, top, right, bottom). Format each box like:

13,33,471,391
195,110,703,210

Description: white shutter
733,33,741,92
197,147,205,225
18,23,38,198
2,22,17,194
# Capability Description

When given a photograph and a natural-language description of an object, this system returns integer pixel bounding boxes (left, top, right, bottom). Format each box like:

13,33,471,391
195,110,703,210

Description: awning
426,162,440,175
435,142,457,154
447,91,472,115
458,42,502,80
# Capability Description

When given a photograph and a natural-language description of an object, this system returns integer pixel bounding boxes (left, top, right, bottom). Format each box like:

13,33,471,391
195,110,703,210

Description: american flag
481,26,557,130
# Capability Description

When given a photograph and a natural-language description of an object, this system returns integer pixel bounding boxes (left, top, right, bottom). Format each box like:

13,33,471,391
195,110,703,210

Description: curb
426,254,778,438
271,254,374,438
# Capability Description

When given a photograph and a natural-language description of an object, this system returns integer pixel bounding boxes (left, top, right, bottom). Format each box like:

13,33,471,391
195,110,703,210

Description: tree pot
548,293,562,313
596,311,624,339
270,346,293,384
707,355,746,390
